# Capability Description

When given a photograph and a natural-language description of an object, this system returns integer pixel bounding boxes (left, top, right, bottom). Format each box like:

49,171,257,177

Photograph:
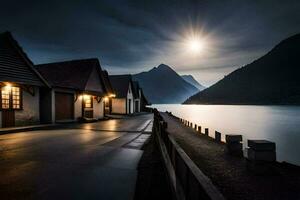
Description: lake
152,104,300,166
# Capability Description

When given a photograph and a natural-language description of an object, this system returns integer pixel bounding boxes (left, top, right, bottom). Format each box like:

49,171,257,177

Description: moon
187,37,203,53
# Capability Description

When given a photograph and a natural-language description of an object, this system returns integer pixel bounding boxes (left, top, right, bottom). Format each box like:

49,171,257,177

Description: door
2,110,15,128
104,98,111,115
55,92,74,121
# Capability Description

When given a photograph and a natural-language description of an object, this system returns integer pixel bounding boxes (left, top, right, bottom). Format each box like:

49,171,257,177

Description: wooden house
109,75,134,114
36,58,111,122
0,32,49,128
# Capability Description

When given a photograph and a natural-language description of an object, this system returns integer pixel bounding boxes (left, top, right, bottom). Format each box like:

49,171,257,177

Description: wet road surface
0,113,153,200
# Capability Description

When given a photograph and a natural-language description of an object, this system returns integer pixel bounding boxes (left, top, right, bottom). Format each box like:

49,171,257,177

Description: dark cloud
0,0,299,85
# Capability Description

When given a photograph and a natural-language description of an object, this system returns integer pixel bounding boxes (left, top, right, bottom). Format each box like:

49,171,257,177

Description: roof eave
8,32,51,88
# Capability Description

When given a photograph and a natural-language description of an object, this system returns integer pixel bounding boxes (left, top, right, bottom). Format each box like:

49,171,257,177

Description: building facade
109,75,135,114
0,31,148,128
36,59,112,122
0,32,49,128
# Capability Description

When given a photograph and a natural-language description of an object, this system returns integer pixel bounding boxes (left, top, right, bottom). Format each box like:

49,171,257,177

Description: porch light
3,83,12,91
104,97,109,102
83,94,91,100
109,94,116,98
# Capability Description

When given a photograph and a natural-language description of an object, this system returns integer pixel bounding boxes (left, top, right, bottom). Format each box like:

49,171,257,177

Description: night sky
1,0,300,86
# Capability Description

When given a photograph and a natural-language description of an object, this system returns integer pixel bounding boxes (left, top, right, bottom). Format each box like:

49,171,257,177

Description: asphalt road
0,113,153,200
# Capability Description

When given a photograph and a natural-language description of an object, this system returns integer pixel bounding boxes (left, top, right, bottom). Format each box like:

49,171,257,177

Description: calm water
152,104,300,165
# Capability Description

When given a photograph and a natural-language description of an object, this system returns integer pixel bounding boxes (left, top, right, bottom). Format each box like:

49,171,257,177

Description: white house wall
93,98,104,119
52,90,105,121
15,86,40,126
0,88,105,127
127,84,134,114
127,98,134,114
74,94,82,120
112,98,126,114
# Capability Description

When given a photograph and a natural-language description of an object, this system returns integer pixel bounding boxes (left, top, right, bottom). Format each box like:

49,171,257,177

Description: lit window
83,95,92,108
12,87,21,109
1,89,10,109
1,86,21,110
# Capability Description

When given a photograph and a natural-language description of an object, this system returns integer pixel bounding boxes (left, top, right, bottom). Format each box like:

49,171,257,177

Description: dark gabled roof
36,58,106,95
102,70,114,94
132,80,150,104
0,31,48,87
132,81,140,99
109,75,133,98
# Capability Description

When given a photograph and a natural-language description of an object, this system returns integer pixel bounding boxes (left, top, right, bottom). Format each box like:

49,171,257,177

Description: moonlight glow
187,37,204,53
181,30,206,55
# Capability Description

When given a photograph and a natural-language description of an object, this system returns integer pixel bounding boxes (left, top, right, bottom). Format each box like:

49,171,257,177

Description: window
83,95,92,108
1,89,10,109
12,87,21,109
1,86,22,110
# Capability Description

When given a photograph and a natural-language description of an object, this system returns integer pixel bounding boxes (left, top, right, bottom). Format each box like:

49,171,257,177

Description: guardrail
165,111,278,175
152,109,225,200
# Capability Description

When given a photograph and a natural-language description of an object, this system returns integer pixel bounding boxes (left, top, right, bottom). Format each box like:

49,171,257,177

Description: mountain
181,75,206,91
184,33,300,105
133,64,199,103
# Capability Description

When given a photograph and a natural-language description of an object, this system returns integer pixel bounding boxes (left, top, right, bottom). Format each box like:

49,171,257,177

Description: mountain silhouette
184,33,300,105
181,75,205,91
133,64,199,103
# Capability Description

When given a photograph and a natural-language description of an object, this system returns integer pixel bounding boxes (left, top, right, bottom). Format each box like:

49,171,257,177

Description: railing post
245,140,276,174
215,131,221,142
225,134,243,156
204,128,209,136
198,126,202,134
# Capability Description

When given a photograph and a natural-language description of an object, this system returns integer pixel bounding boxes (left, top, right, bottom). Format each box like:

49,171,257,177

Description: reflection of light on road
0,132,34,146
83,124,93,130
80,130,95,142
0,132,37,159
106,120,118,131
